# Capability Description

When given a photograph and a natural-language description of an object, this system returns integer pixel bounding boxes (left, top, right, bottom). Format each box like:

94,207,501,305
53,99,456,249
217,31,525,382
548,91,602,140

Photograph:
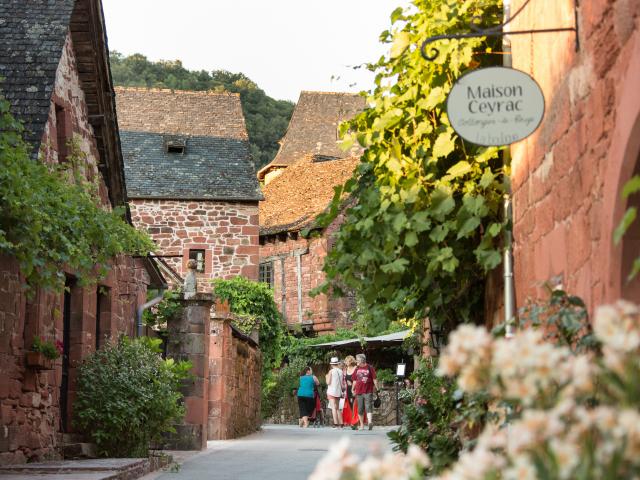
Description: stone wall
0,32,150,465
259,216,355,333
507,0,640,311
208,311,261,440
130,199,259,288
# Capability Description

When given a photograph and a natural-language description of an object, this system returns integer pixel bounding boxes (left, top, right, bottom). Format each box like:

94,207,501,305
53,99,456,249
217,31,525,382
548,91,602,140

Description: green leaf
405,231,419,247
614,207,637,244
430,188,455,218
457,216,481,239
446,161,472,178
391,31,411,58
622,175,640,198
380,258,409,274
432,130,455,159
479,168,495,188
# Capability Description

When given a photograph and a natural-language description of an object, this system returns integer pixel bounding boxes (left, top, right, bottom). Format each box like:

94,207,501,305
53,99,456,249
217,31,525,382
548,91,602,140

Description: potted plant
26,336,62,370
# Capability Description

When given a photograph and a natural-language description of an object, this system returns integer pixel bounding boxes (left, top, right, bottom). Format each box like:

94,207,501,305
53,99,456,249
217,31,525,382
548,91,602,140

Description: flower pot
26,351,54,370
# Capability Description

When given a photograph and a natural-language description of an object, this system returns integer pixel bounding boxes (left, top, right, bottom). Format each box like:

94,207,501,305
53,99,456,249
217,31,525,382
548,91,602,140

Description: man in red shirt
352,353,379,430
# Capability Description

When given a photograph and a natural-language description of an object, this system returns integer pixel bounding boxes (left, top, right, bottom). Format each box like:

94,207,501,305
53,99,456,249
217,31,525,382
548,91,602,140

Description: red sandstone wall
0,34,149,465
208,317,261,440
508,0,640,311
259,216,355,334
130,199,259,288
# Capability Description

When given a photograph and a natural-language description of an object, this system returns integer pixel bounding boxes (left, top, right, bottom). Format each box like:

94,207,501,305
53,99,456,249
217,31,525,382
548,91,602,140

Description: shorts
298,395,315,418
356,393,373,414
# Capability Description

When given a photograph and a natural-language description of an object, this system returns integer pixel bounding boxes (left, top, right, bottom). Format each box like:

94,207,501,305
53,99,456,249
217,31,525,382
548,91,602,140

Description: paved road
151,424,396,480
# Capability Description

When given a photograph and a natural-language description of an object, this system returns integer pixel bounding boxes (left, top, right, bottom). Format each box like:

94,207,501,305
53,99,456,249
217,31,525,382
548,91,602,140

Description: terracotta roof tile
257,91,365,179
115,87,248,139
259,155,359,235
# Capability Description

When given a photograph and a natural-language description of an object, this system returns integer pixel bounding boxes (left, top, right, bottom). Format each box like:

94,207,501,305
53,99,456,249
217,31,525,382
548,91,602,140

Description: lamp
428,320,446,354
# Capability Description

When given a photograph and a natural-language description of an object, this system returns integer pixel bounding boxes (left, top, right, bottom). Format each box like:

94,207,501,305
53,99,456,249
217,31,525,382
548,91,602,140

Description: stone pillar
165,294,213,450
207,300,232,440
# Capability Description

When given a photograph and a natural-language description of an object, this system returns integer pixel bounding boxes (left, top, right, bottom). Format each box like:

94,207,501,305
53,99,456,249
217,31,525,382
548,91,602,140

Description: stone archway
601,38,640,303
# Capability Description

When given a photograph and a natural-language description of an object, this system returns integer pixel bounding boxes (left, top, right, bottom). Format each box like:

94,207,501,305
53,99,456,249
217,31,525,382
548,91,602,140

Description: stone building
260,155,359,333
499,0,640,314
115,87,262,287
0,0,161,464
258,91,365,334
257,91,365,185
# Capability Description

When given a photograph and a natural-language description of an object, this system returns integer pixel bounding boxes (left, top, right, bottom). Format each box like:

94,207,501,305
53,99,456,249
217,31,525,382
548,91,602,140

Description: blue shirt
297,375,315,398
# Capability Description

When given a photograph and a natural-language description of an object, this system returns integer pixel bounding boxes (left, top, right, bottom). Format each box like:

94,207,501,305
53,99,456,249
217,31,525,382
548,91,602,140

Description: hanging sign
446,67,545,146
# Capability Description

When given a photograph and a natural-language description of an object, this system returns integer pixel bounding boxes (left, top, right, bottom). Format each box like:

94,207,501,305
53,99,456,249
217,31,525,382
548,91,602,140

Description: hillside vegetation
110,52,294,168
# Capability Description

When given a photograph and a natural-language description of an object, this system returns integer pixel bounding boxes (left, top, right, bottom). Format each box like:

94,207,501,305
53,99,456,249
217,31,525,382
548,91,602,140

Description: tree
109,52,294,167
316,0,504,333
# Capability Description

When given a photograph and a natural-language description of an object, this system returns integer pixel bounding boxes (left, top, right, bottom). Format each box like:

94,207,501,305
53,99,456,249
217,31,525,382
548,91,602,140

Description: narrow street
146,425,395,480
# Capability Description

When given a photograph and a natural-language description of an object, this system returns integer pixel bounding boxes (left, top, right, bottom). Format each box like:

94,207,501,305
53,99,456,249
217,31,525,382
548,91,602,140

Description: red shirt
353,364,376,395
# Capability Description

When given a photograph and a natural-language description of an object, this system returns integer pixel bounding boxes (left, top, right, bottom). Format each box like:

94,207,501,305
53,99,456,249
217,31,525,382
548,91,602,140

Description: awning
311,329,411,349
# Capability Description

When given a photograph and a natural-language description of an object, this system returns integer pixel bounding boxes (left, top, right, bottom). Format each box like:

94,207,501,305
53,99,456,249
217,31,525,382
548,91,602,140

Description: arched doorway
620,150,640,301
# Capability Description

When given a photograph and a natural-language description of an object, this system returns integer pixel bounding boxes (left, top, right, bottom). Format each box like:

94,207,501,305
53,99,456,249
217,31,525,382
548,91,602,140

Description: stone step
62,442,97,459
0,456,171,479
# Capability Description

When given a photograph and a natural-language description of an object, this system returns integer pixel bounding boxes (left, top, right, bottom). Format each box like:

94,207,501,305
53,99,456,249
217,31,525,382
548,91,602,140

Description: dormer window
163,135,187,154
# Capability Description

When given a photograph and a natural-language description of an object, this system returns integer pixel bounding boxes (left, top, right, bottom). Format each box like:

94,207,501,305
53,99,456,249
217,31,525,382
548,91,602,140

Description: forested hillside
109,52,294,168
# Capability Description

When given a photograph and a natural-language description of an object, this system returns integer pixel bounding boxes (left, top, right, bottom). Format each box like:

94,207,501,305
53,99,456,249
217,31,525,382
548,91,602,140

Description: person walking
342,355,359,429
297,366,319,428
352,353,378,430
325,357,344,428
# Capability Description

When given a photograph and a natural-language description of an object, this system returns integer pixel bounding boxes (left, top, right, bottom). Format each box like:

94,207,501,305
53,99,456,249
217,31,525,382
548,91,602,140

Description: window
164,136,187,154
189,249,205,273
259,262,274,288
55,104,68,162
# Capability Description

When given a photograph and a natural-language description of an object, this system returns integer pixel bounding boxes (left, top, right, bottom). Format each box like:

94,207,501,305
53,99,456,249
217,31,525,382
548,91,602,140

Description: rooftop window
163,136,187,154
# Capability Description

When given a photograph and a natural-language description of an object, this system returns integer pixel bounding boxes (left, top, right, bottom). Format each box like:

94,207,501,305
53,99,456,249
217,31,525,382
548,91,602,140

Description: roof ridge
299,90,363,96
114,86,240,97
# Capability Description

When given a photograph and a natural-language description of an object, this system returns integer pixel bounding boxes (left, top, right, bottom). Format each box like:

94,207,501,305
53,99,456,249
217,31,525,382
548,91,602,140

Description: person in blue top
297,366,319,428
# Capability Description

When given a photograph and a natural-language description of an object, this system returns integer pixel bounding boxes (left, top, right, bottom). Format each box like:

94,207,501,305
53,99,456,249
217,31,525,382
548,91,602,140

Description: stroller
309,384,326,427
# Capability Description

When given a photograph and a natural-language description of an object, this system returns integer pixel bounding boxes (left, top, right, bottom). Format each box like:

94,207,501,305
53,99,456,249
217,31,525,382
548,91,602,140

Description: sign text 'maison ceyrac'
446,67,545,146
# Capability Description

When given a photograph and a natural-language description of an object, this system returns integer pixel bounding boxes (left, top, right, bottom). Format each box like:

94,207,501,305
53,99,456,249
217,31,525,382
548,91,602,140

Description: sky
102,1,410,102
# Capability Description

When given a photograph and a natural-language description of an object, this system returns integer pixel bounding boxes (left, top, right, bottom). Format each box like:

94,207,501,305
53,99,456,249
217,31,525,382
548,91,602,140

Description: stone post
207,299,232,440
165,293,213,450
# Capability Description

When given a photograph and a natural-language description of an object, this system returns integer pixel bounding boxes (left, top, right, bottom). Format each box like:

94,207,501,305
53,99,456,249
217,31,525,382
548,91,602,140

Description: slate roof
259,154,359,235
121,131,262,200
116,87,261,201
0,0,75,152
257,91,365,180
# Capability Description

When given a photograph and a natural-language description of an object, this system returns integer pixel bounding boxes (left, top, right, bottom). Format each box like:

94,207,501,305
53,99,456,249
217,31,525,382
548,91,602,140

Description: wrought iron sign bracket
420,0,579,61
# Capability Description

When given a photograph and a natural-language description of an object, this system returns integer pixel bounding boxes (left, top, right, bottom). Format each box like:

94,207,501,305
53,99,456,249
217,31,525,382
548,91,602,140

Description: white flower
308,437,359,480
550,439,580,479
594,302,640,352
504,455,537,480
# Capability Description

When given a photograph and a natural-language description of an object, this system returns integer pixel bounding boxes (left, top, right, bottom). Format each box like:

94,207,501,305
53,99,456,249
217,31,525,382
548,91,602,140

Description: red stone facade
208,313,262,440
507,0,640,312
130,200,260,288
260,215,355,333
0,32,150,465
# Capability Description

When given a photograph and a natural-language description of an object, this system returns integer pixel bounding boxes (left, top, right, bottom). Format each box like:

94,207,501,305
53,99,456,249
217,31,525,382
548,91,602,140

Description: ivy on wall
315,0,505,332
0,97,155,291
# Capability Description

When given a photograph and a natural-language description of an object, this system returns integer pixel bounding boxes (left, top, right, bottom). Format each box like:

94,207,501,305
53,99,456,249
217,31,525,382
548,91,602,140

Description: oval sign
446,67,545,146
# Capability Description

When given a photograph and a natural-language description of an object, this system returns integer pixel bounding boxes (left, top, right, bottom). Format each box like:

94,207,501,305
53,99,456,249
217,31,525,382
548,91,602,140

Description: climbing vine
211,276,284,373
0,96,155,291
316,0,505,332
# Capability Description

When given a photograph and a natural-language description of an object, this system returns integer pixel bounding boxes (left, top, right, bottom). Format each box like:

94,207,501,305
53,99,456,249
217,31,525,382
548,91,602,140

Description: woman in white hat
325,357,344,428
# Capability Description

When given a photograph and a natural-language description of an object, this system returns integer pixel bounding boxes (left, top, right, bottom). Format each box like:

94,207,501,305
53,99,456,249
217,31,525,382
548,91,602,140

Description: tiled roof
121,131,262,201
257,91,365,179
259,155,359,235
115,87,248,139
116,87,261,201
0,0,74,153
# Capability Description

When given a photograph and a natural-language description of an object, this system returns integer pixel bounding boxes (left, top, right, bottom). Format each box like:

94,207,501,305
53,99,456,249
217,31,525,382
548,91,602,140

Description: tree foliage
0,97,155,291
109,52,294,167
316,0,505,332
211,276,284,373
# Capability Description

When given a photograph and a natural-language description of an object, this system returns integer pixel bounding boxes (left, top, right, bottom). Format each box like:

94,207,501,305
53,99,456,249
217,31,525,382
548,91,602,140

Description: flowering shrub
31,336,63,360
434,300,640,480
311,300,640,479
